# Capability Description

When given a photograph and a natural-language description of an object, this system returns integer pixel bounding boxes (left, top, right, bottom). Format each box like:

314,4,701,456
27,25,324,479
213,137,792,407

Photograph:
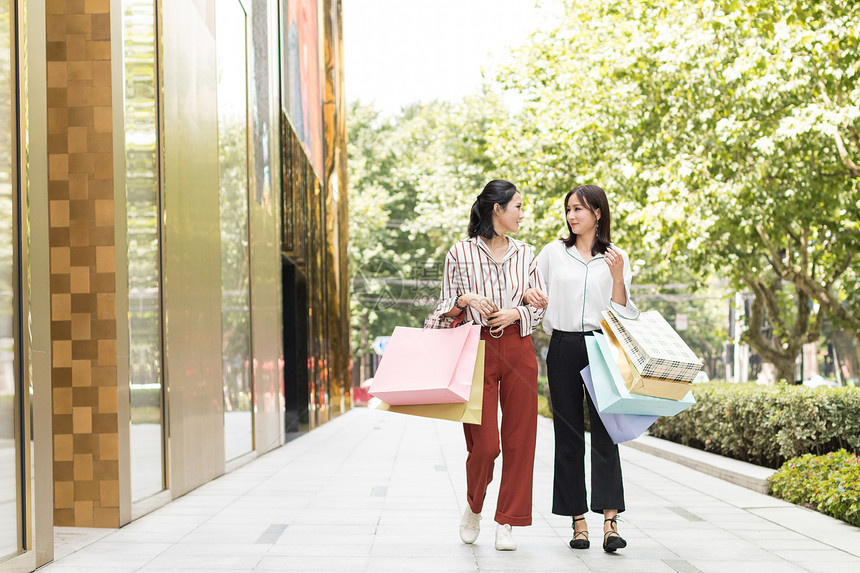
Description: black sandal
569,516,590,549
603,516,627,552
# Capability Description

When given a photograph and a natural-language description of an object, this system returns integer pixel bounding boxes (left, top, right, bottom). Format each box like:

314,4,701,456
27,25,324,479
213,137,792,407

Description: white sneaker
495,523,517,551
459,508,481,544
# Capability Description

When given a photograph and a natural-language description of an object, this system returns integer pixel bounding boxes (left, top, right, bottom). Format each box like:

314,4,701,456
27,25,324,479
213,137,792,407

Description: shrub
769,450,860,527
0,395,13,439
130,386,161,409
648,382,860,468
537,376,552,418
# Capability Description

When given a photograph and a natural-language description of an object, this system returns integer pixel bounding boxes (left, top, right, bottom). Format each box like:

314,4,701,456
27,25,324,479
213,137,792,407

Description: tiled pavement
38,408,860,572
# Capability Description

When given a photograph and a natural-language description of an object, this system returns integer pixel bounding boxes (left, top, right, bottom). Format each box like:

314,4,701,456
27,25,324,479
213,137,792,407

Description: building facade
1,0,349,570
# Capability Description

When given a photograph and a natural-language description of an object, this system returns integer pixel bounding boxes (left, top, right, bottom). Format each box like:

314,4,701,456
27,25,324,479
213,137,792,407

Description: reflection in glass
216,2,253,461
123,0,164,501
0,0,17,559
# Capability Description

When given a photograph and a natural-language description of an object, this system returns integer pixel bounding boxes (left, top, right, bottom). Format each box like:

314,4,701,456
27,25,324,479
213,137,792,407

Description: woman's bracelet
453,293,468,311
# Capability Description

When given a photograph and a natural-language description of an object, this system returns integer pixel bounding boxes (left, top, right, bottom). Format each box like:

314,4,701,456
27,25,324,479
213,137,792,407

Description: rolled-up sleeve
435,247,460,315
608,251,640,319
517,247,547,336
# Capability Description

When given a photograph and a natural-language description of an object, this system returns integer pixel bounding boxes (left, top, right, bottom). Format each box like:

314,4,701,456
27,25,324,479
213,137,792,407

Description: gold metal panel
24,0,57,565
161,0,225,496
108,0,131,526
321,0,349,416
2,0,23,560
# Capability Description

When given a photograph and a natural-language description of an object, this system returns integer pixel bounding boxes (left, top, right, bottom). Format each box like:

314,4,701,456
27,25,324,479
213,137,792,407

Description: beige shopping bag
601,322,693,400
375,341,484,424
586,332,695,415
602,309,703,382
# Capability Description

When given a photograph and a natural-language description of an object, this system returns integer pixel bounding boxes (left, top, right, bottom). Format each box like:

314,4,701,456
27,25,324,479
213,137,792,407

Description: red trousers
463,328,538,526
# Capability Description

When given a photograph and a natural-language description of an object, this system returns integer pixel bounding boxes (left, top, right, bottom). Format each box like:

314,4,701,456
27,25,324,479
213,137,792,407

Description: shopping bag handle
423,310,470,330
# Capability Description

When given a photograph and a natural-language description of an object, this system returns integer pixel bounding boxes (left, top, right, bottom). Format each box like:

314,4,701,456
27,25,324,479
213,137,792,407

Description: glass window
122,0,165,502
0,0,17,559
216,1,253,461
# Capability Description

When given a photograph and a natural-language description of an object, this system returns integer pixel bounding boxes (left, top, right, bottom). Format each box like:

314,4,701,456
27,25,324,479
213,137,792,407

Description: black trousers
546,330,625,516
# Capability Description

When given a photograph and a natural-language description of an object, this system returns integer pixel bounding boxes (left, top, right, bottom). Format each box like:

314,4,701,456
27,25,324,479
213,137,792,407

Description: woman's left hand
486,308,520,335
604,246,625,283
523,287,549,309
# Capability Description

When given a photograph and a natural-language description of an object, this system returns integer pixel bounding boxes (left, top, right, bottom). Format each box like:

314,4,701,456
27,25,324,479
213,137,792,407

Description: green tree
347,97,506,365
633,285,730,378
492,0,860,382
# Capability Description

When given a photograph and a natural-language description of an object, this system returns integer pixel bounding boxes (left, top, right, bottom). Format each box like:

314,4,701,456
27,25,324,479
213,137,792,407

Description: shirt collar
565,243,606,264
472,235,519,263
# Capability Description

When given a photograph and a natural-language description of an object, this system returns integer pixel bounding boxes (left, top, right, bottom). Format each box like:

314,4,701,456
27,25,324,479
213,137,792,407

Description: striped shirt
434,236,546,337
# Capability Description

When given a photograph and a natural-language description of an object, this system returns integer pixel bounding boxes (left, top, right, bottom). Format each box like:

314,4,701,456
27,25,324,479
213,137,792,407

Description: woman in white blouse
435,179,545,552
526,184,639,552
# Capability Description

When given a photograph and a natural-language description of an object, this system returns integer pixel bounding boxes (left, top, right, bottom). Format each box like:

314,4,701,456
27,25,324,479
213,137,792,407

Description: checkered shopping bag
585,332,695,416
601,309,703,383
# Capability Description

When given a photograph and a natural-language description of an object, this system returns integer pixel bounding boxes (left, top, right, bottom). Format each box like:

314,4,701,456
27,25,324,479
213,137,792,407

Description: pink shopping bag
369,323,481,405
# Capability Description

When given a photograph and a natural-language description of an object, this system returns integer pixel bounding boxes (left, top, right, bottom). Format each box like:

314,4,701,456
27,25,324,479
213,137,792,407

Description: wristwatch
453,293,468,311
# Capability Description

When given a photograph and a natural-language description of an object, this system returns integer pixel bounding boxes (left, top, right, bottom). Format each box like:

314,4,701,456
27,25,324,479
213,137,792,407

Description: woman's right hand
523,287,549,309
463,293,499,319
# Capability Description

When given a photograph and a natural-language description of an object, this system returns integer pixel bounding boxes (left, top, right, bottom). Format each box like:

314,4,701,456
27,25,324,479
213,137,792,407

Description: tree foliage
346,0,860,382
346,97,507,356
491,0,860,381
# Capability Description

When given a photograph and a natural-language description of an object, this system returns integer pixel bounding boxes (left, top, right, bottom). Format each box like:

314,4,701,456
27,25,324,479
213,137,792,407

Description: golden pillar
45,0,120,528
322,0,350,412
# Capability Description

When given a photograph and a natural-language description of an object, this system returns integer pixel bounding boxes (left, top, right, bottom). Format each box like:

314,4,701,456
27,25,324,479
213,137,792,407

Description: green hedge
0,394,13,439
130,386,161,409
769,450,860,526
648,382,860,469
537,376,552,418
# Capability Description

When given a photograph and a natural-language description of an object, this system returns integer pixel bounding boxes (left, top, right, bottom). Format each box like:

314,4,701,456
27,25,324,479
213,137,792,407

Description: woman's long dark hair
561,184,612,255
468,179,518,239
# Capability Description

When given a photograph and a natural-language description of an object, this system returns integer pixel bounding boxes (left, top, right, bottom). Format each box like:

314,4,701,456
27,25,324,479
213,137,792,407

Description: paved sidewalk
39,408,860,573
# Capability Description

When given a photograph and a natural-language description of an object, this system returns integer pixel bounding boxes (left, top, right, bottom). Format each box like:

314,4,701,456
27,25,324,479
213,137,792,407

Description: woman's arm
605,246,627,306
605,246,640,319
523,287,549,308
438,248,462,317
512,247,548,336
522,245,550,308
438,246,499,319
444,292,499,319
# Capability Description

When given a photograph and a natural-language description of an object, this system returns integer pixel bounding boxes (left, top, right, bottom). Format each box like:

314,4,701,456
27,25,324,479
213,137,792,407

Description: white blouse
437,236,546,337
536,240,639,334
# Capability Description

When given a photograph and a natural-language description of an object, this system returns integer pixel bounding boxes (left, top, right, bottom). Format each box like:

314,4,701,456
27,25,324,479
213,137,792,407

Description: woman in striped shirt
434,179,545,551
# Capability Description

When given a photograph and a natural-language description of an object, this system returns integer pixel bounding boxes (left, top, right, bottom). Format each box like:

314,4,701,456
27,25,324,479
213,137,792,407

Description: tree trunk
741,274,822,384
856,343,860,386
754,226,851,381
772,355,798,386
360,322,369,382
